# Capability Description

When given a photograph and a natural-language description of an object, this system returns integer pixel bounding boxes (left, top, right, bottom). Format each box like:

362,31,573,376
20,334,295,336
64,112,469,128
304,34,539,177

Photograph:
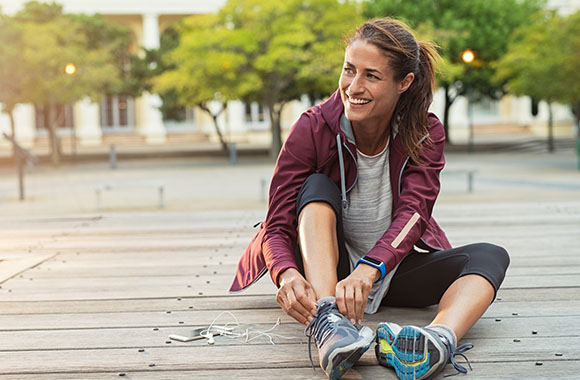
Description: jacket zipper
336,134,358,210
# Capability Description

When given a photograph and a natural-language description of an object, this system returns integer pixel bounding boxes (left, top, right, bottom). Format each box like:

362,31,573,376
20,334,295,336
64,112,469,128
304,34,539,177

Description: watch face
363,256,382,266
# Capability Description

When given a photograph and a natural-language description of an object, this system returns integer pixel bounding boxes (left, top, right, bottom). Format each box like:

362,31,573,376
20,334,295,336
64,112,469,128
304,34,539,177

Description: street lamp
64,63,76,75
461,49,475,153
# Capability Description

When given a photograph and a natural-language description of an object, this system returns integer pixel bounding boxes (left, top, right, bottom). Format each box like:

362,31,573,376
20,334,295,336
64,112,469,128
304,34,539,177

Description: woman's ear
398,72,415,94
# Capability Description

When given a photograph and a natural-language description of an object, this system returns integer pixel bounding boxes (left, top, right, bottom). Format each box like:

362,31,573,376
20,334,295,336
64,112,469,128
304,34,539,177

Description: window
244,102,266,124
100,95,135,130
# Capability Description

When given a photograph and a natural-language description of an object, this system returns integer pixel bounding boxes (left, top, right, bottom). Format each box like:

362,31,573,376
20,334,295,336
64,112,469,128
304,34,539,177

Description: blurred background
0,0,578,215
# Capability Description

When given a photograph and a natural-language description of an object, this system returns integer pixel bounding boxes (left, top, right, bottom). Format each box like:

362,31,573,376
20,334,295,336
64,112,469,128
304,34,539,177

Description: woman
230,18,509,380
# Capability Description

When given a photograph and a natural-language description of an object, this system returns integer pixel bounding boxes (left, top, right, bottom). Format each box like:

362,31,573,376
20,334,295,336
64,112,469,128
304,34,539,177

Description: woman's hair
347,18,440,164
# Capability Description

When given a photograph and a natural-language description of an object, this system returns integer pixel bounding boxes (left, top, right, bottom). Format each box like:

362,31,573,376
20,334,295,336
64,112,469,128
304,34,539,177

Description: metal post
577,137,580,171
467,171,474,193
260,177,267,203
158,186,164,209
109,145,117,169
17,153,24,201
468,94,474,153
229,143,237,165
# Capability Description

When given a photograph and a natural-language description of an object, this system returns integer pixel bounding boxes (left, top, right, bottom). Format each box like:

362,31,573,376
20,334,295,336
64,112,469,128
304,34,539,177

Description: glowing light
64,63,76,75
461,49,475,64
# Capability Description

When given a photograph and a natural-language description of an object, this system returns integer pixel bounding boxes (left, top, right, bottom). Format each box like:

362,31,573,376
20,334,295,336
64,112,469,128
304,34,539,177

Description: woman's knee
296,173,341,217
465,242,509,268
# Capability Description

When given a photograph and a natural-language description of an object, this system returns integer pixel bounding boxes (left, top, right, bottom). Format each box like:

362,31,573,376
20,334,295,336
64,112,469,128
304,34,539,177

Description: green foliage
365,0,545,99
0,1,137,163
154,0,363,155
496,10,580,105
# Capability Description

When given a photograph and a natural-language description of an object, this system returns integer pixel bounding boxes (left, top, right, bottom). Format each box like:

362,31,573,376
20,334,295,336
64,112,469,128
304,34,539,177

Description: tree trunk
443,85,454,144
199,103,228,153
47,103,61,166
573,102,580,139
8,109,16,159
547,102,554,153
267,102,285,159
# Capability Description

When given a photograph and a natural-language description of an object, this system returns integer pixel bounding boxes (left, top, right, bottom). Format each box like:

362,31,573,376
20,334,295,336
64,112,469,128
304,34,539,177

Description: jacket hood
319,90,345,135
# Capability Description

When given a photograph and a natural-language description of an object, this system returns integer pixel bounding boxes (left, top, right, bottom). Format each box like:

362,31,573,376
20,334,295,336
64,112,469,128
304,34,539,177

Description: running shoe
375,322,473,380
305,297,375,380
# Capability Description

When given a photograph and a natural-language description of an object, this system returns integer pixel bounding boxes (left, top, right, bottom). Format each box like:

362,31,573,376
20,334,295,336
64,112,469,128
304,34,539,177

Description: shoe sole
375,324,445,380
326,326,375,380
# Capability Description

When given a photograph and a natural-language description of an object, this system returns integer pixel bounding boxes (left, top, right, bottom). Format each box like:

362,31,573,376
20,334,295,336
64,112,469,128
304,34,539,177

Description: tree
496,11,580,152
155,0,363,157
3,2,133,165
0,13,28,143
364,0,545,142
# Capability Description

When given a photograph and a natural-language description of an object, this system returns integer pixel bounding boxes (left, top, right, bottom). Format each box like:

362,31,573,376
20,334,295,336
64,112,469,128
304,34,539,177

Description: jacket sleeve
262,113,318,287
366,116,446,274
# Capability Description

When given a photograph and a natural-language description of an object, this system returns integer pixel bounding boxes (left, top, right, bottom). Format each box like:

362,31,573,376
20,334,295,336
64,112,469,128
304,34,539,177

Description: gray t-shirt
340,114,400,314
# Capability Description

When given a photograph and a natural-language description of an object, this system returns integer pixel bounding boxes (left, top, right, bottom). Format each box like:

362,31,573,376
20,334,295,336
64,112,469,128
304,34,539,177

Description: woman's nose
349,74,363,93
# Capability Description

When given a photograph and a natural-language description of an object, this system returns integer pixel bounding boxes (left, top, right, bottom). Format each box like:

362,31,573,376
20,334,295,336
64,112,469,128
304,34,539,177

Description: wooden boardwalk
1,201,579,379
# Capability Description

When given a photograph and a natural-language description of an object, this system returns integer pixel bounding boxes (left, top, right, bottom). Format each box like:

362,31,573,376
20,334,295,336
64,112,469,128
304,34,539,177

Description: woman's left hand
335,265,380,324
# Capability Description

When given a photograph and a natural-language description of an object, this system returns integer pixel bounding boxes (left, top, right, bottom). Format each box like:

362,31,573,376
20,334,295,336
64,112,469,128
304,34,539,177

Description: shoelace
444,342,474,377
304,302,337,368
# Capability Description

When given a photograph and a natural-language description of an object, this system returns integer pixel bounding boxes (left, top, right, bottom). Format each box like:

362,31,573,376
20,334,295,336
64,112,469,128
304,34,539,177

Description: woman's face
339,39,413,128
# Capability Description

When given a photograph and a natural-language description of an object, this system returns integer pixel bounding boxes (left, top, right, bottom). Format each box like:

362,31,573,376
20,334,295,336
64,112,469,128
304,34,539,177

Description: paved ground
0,147,578,217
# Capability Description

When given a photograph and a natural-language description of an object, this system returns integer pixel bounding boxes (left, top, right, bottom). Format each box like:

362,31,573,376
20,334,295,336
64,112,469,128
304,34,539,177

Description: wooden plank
0,314,577,351
2,287,579,315
0,336,578,375
3,268,579,300
0,254,56,283
0,304,578,332
1,362,578,380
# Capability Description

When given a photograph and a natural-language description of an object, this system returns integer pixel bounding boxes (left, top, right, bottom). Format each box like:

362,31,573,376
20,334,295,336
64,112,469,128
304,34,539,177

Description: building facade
0,0,577,153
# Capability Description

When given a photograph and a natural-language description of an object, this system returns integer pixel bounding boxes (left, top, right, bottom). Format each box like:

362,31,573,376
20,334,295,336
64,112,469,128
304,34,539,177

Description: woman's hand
276,268,318,325
335,264,379,324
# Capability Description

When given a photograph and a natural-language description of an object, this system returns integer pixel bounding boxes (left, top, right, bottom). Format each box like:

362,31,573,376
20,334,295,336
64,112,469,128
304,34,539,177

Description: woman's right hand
276,268,318,325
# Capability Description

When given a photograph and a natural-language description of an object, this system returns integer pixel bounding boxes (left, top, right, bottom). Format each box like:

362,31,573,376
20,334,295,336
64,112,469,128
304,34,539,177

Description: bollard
110,145,117,169
260,177,267,203
17,153,24,201
577,137,580,170
229,143,237,165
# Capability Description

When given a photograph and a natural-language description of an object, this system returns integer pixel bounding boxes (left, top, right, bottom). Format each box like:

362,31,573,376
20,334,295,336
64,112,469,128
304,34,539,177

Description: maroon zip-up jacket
230,90,452,293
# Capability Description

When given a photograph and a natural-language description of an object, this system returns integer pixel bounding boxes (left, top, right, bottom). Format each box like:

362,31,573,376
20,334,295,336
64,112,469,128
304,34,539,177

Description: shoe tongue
317,296,336,306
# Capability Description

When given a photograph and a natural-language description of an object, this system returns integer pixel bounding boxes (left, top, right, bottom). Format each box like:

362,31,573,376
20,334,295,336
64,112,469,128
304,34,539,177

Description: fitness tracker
355,255,387,284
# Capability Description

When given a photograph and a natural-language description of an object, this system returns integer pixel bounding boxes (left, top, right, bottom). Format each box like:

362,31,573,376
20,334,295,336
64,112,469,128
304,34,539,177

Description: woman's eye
367,73,379,80
344,67,354,74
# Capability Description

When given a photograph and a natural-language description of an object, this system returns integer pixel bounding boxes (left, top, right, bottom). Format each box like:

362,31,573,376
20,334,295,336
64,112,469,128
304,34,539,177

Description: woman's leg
298,201,339,299
430,274,494,340
382,243,510,340
376,243,509,379
295,173,350,300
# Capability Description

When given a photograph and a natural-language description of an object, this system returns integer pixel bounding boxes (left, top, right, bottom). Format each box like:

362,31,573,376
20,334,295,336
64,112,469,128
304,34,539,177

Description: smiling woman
231,17,509,380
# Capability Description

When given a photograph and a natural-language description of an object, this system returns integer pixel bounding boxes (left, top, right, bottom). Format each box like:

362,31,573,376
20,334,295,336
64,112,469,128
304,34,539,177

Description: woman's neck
351,119,391,156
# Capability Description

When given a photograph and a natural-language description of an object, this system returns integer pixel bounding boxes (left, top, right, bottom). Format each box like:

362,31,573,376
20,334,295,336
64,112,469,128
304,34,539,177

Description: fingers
354,286,364,324
276,279,317,326
336,278,370,325
345,286,356,324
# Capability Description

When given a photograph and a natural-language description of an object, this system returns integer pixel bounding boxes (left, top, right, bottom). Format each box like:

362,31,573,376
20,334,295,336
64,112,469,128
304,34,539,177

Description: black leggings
295,173,510,307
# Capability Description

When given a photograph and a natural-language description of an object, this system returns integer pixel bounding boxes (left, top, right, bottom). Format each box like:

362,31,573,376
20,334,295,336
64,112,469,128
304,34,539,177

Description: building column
13,104,36,148
140,13,166,144
447,96,470,144
75,98,102,146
